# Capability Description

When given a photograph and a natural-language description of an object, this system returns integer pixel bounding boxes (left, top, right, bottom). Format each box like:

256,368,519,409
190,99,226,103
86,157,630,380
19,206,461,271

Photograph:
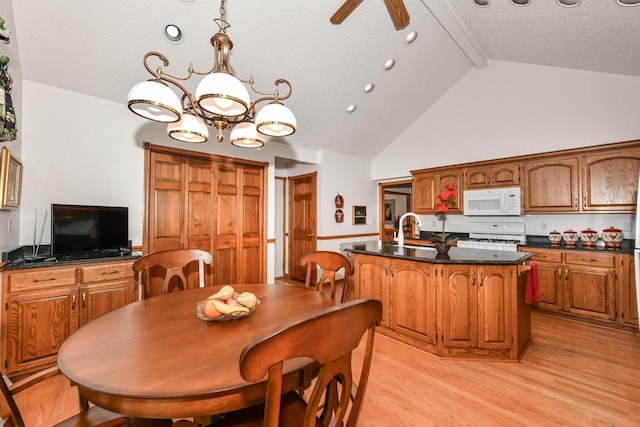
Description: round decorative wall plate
335,208,344,223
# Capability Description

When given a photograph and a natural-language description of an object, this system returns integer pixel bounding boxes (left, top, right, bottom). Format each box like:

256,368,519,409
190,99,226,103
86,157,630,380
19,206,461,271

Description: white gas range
456,222,526,252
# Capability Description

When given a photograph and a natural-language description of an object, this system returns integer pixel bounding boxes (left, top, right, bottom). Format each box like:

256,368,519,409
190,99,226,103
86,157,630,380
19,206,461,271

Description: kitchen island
342,241,532,361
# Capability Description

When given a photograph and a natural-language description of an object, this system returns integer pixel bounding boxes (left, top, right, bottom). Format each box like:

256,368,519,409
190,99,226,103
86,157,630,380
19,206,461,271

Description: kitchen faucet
397,212,422,248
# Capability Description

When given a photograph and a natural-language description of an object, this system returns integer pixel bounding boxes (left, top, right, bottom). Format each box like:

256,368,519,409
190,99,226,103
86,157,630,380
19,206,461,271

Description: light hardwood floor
13,280,640,426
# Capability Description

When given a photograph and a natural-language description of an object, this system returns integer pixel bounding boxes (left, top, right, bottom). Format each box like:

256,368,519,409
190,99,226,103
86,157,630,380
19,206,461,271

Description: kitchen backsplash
416,212,636,239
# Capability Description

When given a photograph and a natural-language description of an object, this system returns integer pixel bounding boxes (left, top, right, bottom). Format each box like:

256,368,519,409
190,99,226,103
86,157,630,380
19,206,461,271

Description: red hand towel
525,261,540,304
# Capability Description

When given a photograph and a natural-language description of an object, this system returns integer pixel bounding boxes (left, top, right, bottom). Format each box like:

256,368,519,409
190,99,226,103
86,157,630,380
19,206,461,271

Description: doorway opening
379,180,412,243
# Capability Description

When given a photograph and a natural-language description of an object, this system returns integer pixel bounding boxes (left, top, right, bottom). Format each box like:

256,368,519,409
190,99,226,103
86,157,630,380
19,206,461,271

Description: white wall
372,60,639,240
372,60,640,180
0,0,23,252
15,81,378,282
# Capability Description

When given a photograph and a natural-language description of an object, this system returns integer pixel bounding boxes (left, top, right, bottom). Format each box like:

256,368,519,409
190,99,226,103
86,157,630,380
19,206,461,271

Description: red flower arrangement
431,182,459,245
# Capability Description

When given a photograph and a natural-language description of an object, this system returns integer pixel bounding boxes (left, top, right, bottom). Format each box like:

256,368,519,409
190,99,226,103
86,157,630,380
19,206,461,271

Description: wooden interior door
289,172,317,281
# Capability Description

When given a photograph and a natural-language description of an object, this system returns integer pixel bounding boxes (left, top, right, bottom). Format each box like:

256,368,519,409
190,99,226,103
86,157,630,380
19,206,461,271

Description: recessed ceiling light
473,0,489,6
384,59,395,70
346,105,357,114
557,0,580,6
164,24,183,43
405,31,418,44
511,0,530,5
617,0,640,6
364,83,375,93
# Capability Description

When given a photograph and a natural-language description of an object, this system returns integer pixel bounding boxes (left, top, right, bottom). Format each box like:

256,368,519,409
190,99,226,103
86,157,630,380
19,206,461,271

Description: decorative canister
602,226,623,249
579,228,599,248
548,230,562,246
562,229,578,247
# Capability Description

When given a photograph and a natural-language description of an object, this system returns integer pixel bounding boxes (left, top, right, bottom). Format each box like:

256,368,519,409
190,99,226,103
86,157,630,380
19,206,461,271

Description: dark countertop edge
523,236,635,255
342,241,531,266
2,254,141,271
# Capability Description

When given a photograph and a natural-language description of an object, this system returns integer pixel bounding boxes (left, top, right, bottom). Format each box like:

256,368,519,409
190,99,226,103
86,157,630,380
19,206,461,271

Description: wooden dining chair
1,366,126,427
300,250,354,303
180,298,382,427
133,249,213,298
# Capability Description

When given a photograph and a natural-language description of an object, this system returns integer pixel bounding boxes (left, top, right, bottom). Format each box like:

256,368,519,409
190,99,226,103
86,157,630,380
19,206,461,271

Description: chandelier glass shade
230,121,265,148
255,101,297,137
126,0,296,147
167,112,209,143
195,71,251,116
127,80,182,123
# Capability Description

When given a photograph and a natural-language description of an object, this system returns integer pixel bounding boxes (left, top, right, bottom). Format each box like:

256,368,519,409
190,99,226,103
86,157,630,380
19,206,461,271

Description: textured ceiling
9,0,640,160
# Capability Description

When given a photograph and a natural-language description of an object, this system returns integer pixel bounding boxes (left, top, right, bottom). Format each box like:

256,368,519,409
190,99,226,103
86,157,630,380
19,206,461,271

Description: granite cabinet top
341,241,531,265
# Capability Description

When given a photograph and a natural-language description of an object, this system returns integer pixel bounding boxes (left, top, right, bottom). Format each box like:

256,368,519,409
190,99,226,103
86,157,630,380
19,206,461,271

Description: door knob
308,233,316,237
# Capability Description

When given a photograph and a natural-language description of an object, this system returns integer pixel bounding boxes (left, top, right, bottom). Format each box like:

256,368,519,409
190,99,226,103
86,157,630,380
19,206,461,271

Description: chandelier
127,0,296,148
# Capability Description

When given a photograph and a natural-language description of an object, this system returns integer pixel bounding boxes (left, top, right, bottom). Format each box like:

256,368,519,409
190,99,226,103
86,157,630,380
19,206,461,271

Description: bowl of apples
196,285,260,322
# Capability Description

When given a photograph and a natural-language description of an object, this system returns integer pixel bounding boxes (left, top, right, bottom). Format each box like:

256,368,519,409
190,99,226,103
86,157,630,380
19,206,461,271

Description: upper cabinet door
412,171,437,214
465,162,521,190
581,148,640,212
412,169,463,214
438,169,463,214
523,157,580,213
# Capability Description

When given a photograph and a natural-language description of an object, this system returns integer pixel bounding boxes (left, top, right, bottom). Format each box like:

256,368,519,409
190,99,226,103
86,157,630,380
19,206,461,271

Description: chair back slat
132,249,213,298
300,251,354,302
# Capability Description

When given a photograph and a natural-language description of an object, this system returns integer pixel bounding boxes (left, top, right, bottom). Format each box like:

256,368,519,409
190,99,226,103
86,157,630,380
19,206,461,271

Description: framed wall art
384,200,395,226
0,146,22,209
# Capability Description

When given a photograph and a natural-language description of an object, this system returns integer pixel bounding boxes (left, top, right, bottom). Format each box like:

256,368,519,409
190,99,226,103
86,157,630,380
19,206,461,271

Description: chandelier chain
220,0,226,21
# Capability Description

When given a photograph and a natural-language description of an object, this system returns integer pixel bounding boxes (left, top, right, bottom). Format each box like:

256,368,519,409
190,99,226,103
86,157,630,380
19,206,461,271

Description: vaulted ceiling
9,0,640,160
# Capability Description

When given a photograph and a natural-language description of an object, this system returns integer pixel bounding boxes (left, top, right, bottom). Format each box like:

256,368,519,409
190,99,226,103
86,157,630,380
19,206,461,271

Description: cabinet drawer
82,262,134,284
564,252,615,268
6,267,77,292
523,248,563,263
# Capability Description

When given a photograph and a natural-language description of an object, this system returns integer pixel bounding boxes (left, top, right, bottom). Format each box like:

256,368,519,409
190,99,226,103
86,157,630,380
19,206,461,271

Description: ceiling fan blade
383,0,410,30
330,0,364,25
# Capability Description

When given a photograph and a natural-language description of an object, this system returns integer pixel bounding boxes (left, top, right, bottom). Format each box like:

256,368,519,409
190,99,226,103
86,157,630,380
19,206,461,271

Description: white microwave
463,187,522,216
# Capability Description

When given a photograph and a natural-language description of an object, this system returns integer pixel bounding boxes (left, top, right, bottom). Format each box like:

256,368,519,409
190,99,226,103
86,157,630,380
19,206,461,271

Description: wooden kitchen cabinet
390,260,437,350
522,247,617,322
564,252,616,321
524,248,564,311
523,156,580,213
353,253,529,360
441,264,513,358
581,147,640,212
464,161,521,189
616,254,638,327
353,254,391,327
411,167,463,214
1,259,136,377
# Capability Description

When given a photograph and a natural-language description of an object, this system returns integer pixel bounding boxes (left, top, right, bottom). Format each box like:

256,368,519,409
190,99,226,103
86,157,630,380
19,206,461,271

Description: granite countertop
2,254,142,271
1,245,141,271
523,236,635,255
341,241,531,265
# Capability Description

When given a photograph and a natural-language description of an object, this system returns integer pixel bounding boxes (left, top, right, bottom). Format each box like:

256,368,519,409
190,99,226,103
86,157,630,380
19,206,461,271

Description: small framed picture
0,146,23,210
353,205,366,225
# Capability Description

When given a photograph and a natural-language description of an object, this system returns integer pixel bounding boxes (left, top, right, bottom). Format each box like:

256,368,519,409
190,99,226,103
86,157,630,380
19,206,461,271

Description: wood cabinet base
353,253,531,361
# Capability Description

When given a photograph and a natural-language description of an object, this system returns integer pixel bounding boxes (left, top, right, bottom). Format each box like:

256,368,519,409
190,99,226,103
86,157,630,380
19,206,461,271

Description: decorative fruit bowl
195,285,260,322
196,299,260,322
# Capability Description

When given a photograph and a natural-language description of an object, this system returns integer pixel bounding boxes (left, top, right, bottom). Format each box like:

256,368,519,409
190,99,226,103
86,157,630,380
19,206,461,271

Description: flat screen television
51,204,129,260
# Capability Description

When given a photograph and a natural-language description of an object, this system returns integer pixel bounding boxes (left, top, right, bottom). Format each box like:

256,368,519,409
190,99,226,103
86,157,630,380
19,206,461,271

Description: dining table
57,283,337,419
